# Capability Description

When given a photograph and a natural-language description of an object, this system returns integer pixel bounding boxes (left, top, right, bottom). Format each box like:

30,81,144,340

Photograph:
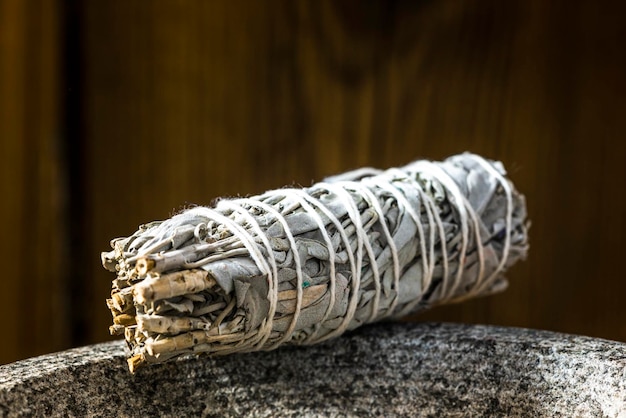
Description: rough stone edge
1,322,626,417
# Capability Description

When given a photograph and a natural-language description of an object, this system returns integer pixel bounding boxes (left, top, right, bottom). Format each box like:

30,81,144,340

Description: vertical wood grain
3,0,624,364
0,0,67,364
80,0,626,346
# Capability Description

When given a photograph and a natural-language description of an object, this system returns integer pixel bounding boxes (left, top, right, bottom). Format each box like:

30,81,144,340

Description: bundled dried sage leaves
103,153,528,372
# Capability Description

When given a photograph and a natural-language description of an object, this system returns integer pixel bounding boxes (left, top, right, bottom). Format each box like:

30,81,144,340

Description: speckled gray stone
1,323,625,417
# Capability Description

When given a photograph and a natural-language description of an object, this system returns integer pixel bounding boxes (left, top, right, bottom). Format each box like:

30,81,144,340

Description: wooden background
1,0,625,365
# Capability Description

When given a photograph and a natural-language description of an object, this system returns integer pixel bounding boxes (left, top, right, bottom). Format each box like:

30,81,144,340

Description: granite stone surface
1,323,625,417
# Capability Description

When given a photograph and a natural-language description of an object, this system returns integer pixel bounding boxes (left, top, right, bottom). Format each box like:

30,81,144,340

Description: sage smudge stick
102,153,529,372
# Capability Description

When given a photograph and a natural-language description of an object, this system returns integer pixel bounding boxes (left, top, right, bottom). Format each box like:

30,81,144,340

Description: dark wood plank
0,0,67,364
80,0,626,348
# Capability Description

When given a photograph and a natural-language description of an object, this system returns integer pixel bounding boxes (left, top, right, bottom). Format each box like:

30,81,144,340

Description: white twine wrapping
103,153,528,371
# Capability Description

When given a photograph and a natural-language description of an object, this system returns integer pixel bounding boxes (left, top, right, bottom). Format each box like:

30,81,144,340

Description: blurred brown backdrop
1,0,625,364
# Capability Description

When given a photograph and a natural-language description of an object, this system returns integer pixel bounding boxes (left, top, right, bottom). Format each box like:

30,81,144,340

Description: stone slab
1,323,625,417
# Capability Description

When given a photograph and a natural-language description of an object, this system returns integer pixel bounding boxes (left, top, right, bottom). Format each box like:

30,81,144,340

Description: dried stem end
135,257,155,276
